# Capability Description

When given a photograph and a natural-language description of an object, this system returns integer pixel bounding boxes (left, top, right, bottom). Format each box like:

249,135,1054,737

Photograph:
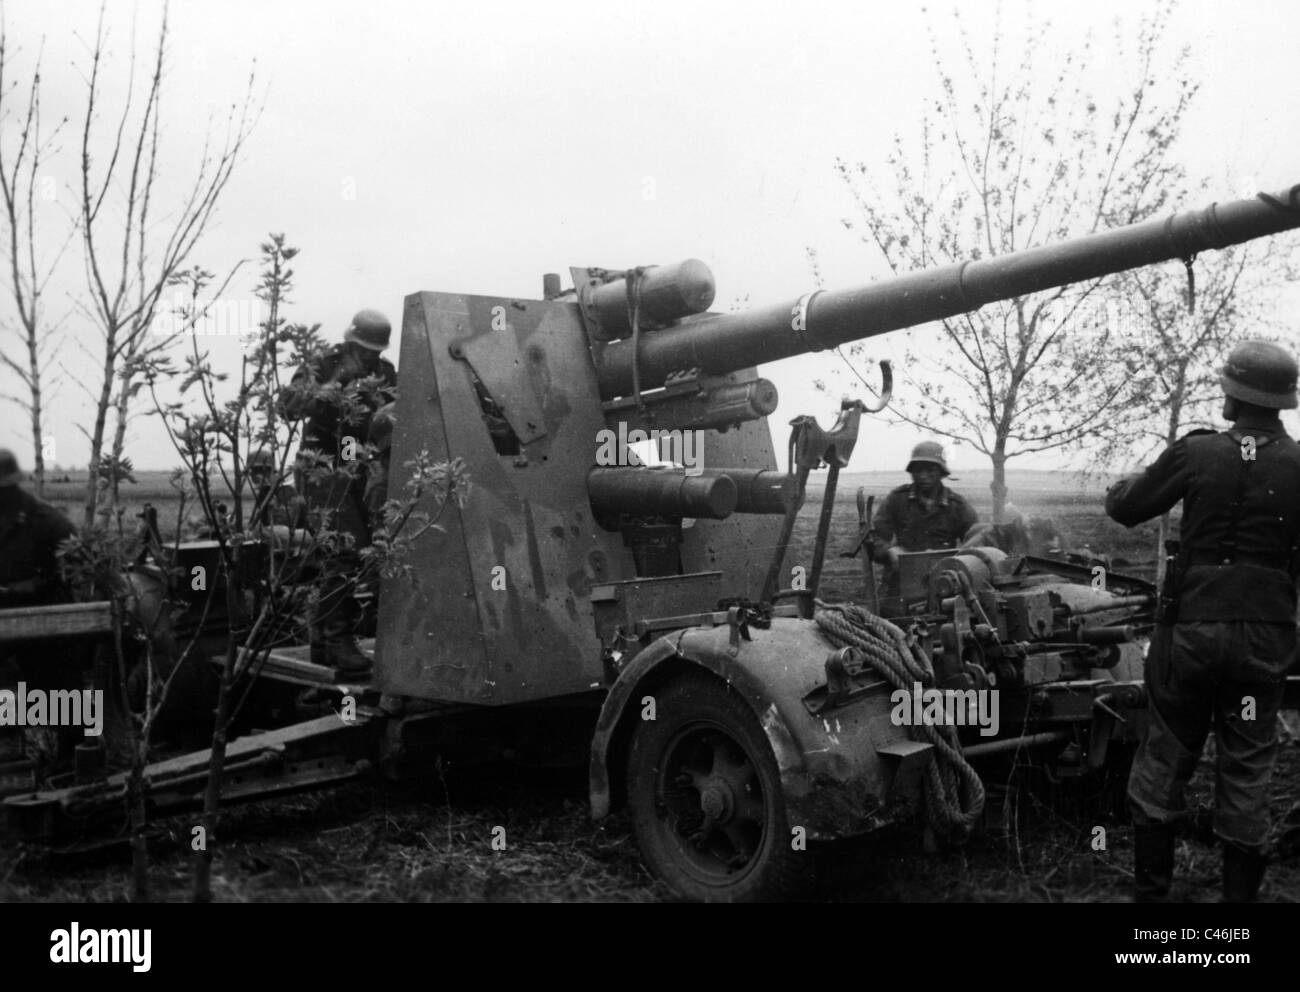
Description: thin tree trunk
192,563,251,903
26,332,45,498
110,368,132,505
990,446,1009,523
191,640,233,903
84,328,118,529
109,603,152,901
129,738,150,901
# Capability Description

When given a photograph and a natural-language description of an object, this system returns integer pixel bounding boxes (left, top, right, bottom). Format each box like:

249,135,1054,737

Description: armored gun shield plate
376,291,629,705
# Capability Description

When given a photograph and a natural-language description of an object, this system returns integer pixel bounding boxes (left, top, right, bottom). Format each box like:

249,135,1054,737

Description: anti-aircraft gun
367,184,1299,899
5,185,1299,902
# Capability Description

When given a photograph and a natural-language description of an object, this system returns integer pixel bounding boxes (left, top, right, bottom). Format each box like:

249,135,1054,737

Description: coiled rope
814,601,986,838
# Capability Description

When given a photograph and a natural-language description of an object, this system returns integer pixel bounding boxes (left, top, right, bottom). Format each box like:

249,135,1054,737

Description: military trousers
300,463,372,642
1128,620,1292,850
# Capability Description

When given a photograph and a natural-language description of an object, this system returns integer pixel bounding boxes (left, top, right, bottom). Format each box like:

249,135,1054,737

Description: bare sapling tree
50,254,261,902
0,12,74,497
46,254,281,903
73,2,259,527
134,235,469,902
834,1,1195,520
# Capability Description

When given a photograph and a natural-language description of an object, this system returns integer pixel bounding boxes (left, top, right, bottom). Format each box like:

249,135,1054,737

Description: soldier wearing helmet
868,441,978,599
281,309,398,675
1106,339,1300,904
284,309,398,457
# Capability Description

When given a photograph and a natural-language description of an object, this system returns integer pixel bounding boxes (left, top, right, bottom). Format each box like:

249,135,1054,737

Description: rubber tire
626,672,812,902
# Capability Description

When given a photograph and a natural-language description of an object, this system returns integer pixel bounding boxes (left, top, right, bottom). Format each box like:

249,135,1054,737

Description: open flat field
40,467,1164,573
7,470,1297,904
41,471,227,539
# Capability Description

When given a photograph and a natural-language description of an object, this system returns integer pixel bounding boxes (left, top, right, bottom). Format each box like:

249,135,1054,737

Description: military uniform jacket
1105,420,1300,622
286,345,397,456
0,488,77,604
871,483,978,555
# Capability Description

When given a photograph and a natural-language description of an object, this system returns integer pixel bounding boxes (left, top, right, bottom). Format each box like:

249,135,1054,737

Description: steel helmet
247,449,275,469
344,308,392,352
906,440,949,476
1220,340,1298,410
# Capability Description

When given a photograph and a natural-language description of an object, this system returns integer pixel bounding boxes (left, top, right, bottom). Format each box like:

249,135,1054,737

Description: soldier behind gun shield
1106,340,1300,904
280,309,397,675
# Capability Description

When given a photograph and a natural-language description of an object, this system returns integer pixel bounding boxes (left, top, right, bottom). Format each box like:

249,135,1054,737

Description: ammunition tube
1075,625,1137,645
588,467,737,522
588,259,716,339
699,468,794,514
608,378,779,433
1067,595,1153,614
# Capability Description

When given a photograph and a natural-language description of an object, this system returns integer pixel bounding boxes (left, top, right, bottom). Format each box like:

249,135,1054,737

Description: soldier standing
1106,340,1300,903
869,441,978,599
282,310,397,674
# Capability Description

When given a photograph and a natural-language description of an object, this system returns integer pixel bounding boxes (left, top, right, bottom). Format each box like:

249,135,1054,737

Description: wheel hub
699,782,734,821
658,729,768,877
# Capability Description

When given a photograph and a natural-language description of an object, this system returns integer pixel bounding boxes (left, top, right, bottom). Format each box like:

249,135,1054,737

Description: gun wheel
626,672,811,902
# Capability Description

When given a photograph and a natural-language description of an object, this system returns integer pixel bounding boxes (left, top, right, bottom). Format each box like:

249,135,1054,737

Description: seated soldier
869,441,978,600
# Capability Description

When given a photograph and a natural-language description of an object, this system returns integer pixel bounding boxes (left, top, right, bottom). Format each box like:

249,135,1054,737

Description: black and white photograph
0,0,1297,945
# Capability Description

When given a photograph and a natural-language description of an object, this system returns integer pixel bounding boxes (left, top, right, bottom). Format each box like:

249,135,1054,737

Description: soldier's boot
311,630,372,677
1221,842,1266,903
1133,822,1176,902
309,575,371,678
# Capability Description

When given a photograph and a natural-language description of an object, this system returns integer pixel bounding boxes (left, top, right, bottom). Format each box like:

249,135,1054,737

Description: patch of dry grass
7,746,1297,903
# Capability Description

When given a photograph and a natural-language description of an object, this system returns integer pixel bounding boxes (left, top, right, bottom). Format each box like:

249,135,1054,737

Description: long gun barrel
595,186,1300,399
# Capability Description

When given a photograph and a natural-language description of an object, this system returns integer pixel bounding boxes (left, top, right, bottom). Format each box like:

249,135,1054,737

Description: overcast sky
2,0,1298,477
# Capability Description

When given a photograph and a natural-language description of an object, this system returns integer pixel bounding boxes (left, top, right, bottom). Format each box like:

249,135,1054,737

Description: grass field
10,468,1293,905
38,466,1168,575
40,471,224,539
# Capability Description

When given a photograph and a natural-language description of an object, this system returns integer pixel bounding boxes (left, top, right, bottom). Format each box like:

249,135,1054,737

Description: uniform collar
908,483,949,507
1232,413,1286,436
